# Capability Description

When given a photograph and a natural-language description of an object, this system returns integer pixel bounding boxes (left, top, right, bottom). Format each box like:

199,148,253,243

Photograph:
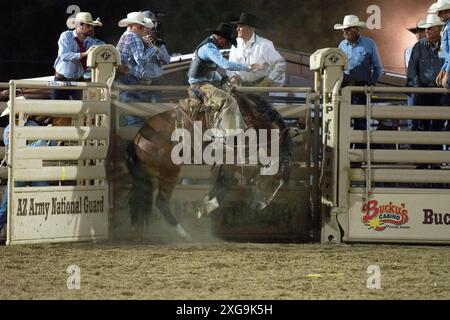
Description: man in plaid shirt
116,11,157,127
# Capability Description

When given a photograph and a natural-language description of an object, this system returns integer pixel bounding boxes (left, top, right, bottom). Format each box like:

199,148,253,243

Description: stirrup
188,87,204,104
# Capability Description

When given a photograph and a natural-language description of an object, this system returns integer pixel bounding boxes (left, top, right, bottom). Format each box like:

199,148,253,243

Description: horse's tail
246,93,294,182
125,142,153,233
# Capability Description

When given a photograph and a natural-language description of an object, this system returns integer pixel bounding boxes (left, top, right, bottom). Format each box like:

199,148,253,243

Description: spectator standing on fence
227,12,286,88
67,16,106,81
407,14,446,151
430,0,450,88
401,21,427,144
141,10,171,103
405,21,426,69
116,11,157,127
53,12,102,100
334,15,383,149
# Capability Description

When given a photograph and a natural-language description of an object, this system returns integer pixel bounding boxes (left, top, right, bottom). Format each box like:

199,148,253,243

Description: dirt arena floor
1,241,450,300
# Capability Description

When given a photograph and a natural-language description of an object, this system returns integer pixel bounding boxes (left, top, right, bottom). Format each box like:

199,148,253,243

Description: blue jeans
118,75,146,128
0,181,49,232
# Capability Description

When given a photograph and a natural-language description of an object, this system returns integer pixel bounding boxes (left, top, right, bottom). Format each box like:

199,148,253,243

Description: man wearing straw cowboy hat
227,12,286,87
407,13,447,146
188,22,260,132
429,0,450,88
67,15,105,81
334,15,383,140
334,15,383,88
53,12,102,100
116,11,157,127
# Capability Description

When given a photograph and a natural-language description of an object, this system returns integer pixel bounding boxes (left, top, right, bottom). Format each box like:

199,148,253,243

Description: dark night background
0,0,433,82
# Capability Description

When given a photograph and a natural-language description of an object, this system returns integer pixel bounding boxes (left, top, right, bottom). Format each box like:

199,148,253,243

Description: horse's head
248,173,286,211
247,131,296,209
232,92,294,211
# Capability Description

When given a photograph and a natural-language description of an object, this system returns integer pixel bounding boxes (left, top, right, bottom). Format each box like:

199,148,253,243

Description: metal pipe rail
350,169,450,183
351,105,450,120
349,149,450,164
14,100,109,116
112,84,312,93
10,80,108,90
345,86,450,94
351,131,450,145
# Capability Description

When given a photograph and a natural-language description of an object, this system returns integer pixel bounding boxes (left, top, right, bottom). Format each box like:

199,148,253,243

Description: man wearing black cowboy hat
228,12,286,87
188,22,260,131
405,20,426,68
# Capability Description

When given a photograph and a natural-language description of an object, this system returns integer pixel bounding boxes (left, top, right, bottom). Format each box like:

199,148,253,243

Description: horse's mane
235,91,294,182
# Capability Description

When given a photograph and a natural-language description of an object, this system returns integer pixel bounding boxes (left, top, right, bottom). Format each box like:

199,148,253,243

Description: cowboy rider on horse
188,22,261,133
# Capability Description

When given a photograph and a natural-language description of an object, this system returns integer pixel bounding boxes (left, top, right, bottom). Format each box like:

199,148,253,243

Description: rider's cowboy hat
142,10,162,23
232,12,258,28
206,23,238,47
66,12,103,30
428,0,450,13
118,11,154,28
407,20,426,34
334,15,367,30
1,96,26,118
142,10,162,29
418,14,445,28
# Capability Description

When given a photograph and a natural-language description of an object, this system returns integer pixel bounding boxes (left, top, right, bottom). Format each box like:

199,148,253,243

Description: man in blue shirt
408,14,447,151
67,16,106,81
429,0,450,88
53,12,102,100
116,11,157,127
334,15,384,140
188,22,260,132
335,15,383,87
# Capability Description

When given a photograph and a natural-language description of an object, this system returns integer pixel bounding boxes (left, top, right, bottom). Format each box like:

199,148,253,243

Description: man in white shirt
228,12,286,87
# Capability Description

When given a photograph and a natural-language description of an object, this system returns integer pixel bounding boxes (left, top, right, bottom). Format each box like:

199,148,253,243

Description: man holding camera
141,10,171,102
116,11,157,127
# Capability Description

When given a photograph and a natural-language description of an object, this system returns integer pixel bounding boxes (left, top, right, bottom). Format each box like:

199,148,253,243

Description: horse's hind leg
125,143,153,241
198,165,237,219
156,176,192,241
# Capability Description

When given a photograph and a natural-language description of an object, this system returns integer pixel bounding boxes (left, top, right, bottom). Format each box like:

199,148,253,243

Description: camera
149,30,166,47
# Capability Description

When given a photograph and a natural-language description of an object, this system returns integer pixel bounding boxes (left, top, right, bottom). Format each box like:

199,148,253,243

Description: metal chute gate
3,45,449,244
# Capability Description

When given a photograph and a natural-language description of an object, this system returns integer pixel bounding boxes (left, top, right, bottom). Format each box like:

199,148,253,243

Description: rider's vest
188,37,218,81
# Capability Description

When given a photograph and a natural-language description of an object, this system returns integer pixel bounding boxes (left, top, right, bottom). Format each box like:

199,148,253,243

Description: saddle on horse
178,86,253,137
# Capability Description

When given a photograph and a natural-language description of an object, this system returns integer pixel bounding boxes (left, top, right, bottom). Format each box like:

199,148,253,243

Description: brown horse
125,90,294,241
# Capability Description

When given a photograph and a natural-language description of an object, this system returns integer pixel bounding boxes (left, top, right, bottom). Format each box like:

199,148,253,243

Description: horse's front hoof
130,226,143,243
175,224,192,242
197,205,207,219
197,196,219,219
182,233,193,242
